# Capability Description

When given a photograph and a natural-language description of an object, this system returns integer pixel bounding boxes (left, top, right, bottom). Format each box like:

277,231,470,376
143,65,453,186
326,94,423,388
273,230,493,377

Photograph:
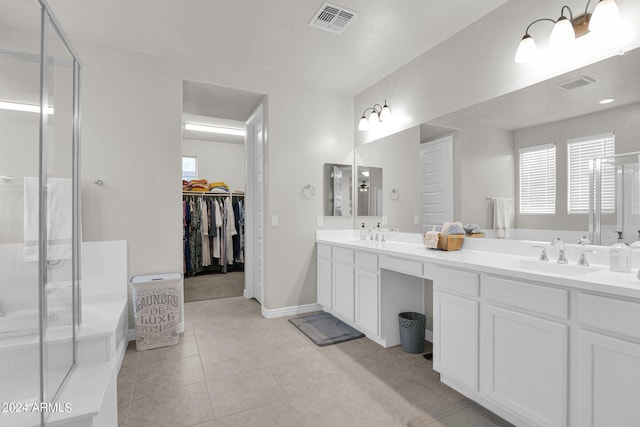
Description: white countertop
317,230,640,299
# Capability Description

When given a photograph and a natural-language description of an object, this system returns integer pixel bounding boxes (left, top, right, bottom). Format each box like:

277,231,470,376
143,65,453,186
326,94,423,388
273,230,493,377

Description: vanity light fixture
515,0,622,64
599,98,615,104
359,181,369,192
358,100,392,131
184,123,246,136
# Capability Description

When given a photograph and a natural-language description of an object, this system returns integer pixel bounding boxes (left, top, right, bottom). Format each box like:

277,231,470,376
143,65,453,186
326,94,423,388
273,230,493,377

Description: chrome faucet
551,238,568,264
532,245,549,262
578,250,595,266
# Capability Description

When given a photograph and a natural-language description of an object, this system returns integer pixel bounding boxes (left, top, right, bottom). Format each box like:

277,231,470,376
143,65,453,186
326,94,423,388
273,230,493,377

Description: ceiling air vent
309,2,358,34
559,76,596,90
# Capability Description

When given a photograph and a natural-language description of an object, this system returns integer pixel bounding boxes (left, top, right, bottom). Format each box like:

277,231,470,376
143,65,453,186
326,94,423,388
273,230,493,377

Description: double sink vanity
316,230,640,427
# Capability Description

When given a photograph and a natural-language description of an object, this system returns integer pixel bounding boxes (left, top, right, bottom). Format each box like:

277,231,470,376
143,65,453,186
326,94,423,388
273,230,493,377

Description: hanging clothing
201,200,211,267
225,197,237,265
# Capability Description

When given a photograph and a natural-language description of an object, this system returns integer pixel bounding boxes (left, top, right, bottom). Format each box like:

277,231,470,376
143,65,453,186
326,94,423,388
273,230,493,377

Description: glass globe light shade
589,0,621,34
515,34,538,63
549,16,576,51
358,115,369,131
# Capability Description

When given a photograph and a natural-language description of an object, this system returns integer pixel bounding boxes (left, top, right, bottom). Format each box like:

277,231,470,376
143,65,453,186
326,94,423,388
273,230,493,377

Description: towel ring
390,188,400,200
301,184,315,200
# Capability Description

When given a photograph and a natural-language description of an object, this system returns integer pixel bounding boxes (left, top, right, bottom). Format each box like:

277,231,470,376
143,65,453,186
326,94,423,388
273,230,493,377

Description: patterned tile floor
117,297,512,427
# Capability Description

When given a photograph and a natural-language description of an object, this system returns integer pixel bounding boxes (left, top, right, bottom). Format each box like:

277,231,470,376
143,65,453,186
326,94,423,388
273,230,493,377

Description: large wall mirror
323,163,352,216
356,47,640,245
357,166,383,216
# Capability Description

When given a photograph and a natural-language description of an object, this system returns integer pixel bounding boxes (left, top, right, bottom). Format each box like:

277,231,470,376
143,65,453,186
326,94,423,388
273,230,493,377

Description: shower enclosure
0,1,82,425
589,151,640,245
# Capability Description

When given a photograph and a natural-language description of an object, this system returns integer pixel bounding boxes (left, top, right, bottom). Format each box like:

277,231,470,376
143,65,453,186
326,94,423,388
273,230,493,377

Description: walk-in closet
181,80,264,303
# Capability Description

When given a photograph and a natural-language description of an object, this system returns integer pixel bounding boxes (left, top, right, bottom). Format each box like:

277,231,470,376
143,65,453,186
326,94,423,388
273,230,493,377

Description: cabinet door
434,290,479,391
483,305,567,427
333,262,355,323
317,256,332,310
355,268,378,335
578,330,640,427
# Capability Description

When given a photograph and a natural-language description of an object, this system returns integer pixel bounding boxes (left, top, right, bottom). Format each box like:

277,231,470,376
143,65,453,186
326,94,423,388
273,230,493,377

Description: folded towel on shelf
493,197,511,238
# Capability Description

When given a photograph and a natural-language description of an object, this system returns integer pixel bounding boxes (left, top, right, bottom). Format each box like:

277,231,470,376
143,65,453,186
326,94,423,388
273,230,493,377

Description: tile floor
117,297,512,427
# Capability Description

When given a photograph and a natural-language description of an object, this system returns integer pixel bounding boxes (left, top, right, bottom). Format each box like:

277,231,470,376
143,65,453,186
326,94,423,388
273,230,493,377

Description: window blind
519,143,556,215
567,133,615,214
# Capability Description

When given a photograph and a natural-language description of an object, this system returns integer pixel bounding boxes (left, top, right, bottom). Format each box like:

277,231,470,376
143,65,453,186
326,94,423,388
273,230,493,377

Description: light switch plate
382,216,388,225
413,214,419,225
271,215,279,227
317,216,324,227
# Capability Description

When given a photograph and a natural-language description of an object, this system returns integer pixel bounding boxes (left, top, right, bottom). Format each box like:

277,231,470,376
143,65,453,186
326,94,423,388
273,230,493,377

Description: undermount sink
519,259,602,276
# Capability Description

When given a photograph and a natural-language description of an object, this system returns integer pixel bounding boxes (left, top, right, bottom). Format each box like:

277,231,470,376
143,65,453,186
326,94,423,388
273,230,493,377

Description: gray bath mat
289,312,364,346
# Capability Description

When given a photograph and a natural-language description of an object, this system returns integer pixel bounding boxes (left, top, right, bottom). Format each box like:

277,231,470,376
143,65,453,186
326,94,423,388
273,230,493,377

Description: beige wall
355,126,421,233
182,139,245,192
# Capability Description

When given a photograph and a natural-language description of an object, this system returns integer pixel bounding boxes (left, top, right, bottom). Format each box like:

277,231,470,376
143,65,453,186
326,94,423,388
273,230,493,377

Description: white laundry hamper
129,272,182,351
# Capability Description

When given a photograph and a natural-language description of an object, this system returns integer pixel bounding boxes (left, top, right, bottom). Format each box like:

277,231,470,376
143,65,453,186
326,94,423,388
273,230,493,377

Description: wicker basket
437,235,465,251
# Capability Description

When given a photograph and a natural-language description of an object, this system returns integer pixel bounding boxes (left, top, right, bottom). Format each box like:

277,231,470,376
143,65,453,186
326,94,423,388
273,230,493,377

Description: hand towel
493,197,511,238
24,177,73,261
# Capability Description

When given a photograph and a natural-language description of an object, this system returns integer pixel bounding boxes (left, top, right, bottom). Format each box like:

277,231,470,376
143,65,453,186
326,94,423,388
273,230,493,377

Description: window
182,156,197,180
519,143,556,214
567,133,615,214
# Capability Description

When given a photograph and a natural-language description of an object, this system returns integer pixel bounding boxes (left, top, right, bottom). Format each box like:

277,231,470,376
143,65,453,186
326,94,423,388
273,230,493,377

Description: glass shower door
41,9,77,408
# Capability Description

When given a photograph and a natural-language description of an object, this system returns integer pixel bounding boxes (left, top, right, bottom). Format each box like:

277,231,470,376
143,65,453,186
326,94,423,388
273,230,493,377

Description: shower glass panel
590,152,640,245
0,1,81,424
43,12,76,404
0,2,43,419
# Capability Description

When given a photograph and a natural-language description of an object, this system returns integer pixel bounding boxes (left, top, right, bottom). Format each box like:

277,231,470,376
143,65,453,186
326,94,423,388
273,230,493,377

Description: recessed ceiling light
184,123,245,136
599,98,615,104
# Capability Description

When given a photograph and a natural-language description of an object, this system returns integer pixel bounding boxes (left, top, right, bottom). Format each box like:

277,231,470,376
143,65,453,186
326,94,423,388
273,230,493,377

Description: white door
245,104,264,303
420,136,453,232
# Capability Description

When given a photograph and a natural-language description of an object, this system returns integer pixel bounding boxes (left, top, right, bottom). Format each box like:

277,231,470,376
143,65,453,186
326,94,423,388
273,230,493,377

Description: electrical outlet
271,215,279,227
413,214,419,225
317,216,324,227
382,216,388,225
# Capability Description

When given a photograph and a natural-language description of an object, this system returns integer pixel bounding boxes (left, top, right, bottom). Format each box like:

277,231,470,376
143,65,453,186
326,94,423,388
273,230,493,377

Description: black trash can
398,312,426,354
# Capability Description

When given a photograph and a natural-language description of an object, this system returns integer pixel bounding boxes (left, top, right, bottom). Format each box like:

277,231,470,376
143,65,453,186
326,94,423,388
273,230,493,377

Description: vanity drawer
317,244,332,259
579,293,640,339
333,247,354,264
380,256,423,277
434,267,479,297
356,251,378,271
484,276,568,319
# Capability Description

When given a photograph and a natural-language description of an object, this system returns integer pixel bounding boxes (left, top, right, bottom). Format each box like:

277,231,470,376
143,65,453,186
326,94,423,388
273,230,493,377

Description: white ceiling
424,46,640,134
0,0,510,96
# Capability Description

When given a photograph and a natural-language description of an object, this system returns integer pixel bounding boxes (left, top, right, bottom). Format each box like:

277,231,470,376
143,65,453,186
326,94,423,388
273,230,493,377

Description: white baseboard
261,303,323,319
425,329,433,343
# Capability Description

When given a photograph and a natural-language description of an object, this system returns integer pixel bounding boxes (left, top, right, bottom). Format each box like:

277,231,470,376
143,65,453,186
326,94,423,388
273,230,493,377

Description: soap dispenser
610,231,631,273
359,223,367,240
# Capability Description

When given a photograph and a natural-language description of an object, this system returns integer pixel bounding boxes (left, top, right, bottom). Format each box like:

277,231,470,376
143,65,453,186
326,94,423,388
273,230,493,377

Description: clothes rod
183,192,245,197
485,196,512,200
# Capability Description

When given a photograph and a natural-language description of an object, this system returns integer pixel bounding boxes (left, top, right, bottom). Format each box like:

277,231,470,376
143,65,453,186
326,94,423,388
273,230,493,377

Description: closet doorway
181,81,265,304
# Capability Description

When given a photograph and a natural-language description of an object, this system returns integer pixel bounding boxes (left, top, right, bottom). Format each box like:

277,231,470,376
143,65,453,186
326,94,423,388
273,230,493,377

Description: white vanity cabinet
577,293,640,427
317,244,332,310
332,247,355,322
481,276,569,427
355,251,379,336
433,266,480,392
